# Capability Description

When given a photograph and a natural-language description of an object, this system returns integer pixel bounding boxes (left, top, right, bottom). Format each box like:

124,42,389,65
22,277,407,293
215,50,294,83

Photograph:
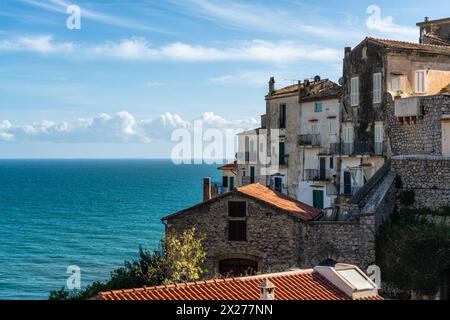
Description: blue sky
0,0,449,158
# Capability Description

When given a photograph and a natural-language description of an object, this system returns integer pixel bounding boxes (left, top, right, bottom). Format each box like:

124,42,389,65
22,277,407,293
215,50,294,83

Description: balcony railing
329,142,384,156
394,97,422,118
304,169,332,181
299,134,321,147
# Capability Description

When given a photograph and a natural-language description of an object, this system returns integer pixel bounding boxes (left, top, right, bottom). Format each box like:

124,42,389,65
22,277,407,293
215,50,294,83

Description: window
415,70,426,94
279,104,286,129
351,77,359,106
375,124,383,155
373,73,382,104
315,102,323,112
228,201,246,217
329,119,337,135
330,157,334,169
391,77,401,92
222,176,228,188
279,142,286,165
250,166,255,184
228,220,247,241
343,127,352,143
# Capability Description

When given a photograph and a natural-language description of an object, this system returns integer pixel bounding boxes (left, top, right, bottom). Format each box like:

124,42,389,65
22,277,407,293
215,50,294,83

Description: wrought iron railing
299,134,321,147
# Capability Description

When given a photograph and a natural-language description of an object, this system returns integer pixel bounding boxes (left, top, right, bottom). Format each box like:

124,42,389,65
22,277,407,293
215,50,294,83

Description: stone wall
391,155,450,209
386,94,450,156
165,193,304,276
302,220,376,269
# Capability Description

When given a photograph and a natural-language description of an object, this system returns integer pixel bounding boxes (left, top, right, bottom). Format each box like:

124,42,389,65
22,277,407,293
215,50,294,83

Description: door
274,177,282,193
229,177,235,190
313,190,324,209
250,166,255,184
343,171,352,195
319,158,326,181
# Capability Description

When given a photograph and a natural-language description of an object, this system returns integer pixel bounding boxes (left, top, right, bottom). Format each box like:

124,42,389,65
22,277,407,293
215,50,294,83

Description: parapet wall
391,155,450,209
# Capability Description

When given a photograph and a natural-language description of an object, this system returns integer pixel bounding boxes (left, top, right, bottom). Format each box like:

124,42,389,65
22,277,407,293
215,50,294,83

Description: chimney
345,47,352,56
269,77,275,95
203,177,211,202
259,279,275,300
424,16,429,22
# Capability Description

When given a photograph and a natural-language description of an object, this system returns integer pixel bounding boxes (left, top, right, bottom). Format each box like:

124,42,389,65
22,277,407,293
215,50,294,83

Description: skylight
336,269,375,291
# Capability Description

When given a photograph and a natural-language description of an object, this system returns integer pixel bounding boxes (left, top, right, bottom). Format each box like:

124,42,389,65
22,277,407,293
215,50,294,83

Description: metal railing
299,134,321,147
304,169,332,181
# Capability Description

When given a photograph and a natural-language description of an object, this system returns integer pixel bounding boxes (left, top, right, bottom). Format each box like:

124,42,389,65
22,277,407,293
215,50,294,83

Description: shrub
399,190,415,206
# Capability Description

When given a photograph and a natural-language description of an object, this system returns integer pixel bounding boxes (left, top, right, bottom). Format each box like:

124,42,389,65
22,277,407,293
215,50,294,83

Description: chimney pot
203,177,212,201
425,16,429,22
259,279,276,301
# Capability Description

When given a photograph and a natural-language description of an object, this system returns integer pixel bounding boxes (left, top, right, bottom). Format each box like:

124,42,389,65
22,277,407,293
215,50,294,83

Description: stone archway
215,253,263,277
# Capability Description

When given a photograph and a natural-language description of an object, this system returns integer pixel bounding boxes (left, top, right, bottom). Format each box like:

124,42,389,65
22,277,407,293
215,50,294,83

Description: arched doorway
218,258,258,277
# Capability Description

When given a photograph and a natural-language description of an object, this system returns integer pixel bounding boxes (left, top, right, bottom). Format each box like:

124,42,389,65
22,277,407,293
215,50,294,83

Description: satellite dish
338,77,344,86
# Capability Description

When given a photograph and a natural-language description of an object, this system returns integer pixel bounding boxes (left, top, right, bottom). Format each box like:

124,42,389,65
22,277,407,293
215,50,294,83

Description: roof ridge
367,36,450,50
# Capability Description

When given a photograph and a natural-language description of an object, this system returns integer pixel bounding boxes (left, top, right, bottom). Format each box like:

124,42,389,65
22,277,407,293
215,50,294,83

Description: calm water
0,160,221,300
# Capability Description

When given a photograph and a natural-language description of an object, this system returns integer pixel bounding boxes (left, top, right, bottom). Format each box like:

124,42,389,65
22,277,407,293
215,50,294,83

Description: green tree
164,227,207,283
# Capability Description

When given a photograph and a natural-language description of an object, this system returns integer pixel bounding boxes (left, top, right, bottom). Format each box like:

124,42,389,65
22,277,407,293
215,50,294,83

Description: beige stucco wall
386,54,450,97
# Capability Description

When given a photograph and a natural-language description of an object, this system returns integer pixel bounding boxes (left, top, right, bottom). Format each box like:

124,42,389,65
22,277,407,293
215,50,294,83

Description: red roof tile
97,270,383,301
162,184,322,222
236,184,321,220
218,162,237,171
367,37,450,54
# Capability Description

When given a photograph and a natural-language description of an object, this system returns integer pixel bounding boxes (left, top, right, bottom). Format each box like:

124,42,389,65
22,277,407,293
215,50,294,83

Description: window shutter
373,73,381,104
351,77,359,106
228,201,246,217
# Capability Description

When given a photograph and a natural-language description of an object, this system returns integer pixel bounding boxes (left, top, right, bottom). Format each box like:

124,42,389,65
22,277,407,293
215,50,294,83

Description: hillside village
100,17,450,301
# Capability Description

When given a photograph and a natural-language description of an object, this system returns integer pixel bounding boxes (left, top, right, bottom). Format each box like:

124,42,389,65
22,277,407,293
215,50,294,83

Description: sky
0,0,449,158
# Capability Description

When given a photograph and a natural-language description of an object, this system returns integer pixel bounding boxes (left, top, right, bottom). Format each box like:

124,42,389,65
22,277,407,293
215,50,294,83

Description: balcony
299,134,321,147
329,142,384,156
394,97,422,119
304,169,332,181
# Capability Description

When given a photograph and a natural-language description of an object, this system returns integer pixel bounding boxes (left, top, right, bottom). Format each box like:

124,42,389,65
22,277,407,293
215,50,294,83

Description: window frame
279,104,287,129
373,72,382,104
228,201,247,217
228,220,247,242
415,70,426,94
314,102,323,113
350,76,359,107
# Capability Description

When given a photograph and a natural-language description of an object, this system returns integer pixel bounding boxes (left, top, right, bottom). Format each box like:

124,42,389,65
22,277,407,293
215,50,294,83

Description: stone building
417,17,450,45
336,36,450,208
162,183,381,276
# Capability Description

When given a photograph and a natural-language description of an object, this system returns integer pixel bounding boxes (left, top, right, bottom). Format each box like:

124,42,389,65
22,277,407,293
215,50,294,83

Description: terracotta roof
97,270,383,301
366,37,450,54
269,79,341,101
236,184,321,220
162,183,322,222
218,162,237,171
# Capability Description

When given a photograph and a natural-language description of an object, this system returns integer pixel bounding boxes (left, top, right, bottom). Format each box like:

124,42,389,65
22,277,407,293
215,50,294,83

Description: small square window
315,102,323,112
228,221,247,241
228,201,246,217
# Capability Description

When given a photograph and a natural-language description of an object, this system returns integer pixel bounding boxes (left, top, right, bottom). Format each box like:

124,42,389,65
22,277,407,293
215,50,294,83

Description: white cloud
0,111,258,143
0,35,341,63
366,5,417,40
0,35,73,53
88,38,341,63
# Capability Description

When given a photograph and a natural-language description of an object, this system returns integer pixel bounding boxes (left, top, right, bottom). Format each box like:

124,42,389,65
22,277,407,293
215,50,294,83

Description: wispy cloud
366,5,417,40
0,111,258,143
0,35,342,63
0,35,73,53
18,0,168,33
170,0,364,40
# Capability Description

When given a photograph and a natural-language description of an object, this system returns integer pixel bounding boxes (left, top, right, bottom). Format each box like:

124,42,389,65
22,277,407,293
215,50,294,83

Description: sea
0,159,222,300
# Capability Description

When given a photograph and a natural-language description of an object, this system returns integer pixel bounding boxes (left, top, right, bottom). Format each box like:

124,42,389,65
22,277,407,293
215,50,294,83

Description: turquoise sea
0,160,221,300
